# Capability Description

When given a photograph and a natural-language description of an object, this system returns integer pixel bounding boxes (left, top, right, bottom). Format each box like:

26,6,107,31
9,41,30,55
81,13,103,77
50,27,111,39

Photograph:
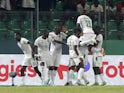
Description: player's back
77,15,92,30
18,37,32,57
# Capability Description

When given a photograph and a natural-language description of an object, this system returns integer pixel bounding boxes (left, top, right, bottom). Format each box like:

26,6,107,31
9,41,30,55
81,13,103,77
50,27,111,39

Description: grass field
0,86,124,93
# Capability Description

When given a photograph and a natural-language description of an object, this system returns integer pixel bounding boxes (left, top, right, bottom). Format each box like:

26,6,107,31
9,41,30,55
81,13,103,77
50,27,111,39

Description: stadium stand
0,0,124,54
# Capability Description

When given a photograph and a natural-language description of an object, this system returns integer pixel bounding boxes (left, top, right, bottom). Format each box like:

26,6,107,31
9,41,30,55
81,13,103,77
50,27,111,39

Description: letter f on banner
57,65,69,79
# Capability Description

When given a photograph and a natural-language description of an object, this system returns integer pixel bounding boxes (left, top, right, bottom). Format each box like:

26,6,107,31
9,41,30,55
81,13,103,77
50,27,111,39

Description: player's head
73,27,81,37
14,32,21,41
93,0,99,7
94,26,101,35
43,29,49,38
54,25,61,35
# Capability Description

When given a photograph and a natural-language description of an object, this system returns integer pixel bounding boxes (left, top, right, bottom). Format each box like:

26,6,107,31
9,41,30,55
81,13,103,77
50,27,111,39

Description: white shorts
69,56,83,67
80,33,96,46
92,55,102,67
79,55,88,65
39,53,53,66
22,57,37,67
52,51,61,67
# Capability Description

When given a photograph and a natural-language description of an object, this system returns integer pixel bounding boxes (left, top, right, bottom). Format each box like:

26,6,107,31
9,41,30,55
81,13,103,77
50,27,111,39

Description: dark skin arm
54,40,67,46
27,41,35,58
74,45,79,56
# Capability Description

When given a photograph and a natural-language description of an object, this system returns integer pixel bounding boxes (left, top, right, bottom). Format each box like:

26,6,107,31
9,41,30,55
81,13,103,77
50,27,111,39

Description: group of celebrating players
14,12,106,86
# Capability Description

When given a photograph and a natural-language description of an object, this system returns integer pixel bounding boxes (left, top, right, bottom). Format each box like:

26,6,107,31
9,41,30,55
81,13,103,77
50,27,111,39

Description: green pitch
0,86,124,93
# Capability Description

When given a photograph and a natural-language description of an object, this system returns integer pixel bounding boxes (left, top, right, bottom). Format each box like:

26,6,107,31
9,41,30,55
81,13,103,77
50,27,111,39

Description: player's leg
92,55,99,85
52,53,61,85
65,59,75,86
20,66,27,86
77,58,89,85
45,54,54,86
93,67,100,85
47,66,56,86
80,34,96,46
19,57,30,86
97,56,106,85
32,58,42,77
34,66,42,77
93,56,106,86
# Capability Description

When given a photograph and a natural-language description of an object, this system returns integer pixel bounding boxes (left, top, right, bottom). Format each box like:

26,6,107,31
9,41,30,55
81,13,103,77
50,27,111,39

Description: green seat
107,20,118,40
93,21,99,29
22,31,31,39
24,12,31,21
107,20,117,31
21,21,32,39
38,21,47,30
119,20,124,31
99,0,104,6
51,11,61,21
0,31,10,40
87,1,93,6
0,21,7,31
64,20,75,32
8,31,14,39
107,31,118,40
55,1,63,11
21,21,31,31
48,21,58,31
37,30,45,36
7,20,20,31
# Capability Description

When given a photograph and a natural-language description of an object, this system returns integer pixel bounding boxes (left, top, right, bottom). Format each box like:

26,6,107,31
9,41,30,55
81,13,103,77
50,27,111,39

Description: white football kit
49,32,67,67
67,35,81,66
34,36,53,66
77,14,96,46
17,37,37,67
91,34,103,67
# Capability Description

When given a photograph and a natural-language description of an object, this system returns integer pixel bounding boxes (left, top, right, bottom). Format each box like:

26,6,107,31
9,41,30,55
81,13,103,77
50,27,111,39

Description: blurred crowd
0,0,124,21
0,0,124,40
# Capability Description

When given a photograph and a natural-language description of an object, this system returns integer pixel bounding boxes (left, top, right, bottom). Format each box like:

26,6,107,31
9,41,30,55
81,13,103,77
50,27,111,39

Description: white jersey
49,32,67,53
77,15,94,33
34,36,52,54
91,34,103,56
17,37,32,58
67,35,80,58
34,36,53,66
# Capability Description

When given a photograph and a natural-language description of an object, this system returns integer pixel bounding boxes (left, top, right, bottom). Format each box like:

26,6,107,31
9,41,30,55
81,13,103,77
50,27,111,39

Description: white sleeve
21,38,29,44
73,37,79,45
34,38,38,46
49,32,55,41
60,32,67,39
77,16,80,24
96,34,103,42
91,47,101,53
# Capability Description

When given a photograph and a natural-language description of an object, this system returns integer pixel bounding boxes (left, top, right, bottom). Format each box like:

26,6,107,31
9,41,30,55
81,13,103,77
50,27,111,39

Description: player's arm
27,41,36,58
74,45,79,56
54,40,67,46
32,45,38,54
76,23,80,28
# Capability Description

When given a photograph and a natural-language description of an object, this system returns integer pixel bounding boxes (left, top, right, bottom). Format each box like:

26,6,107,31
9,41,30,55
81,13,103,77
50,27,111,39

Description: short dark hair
14,32,21,37
73,27,81,34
